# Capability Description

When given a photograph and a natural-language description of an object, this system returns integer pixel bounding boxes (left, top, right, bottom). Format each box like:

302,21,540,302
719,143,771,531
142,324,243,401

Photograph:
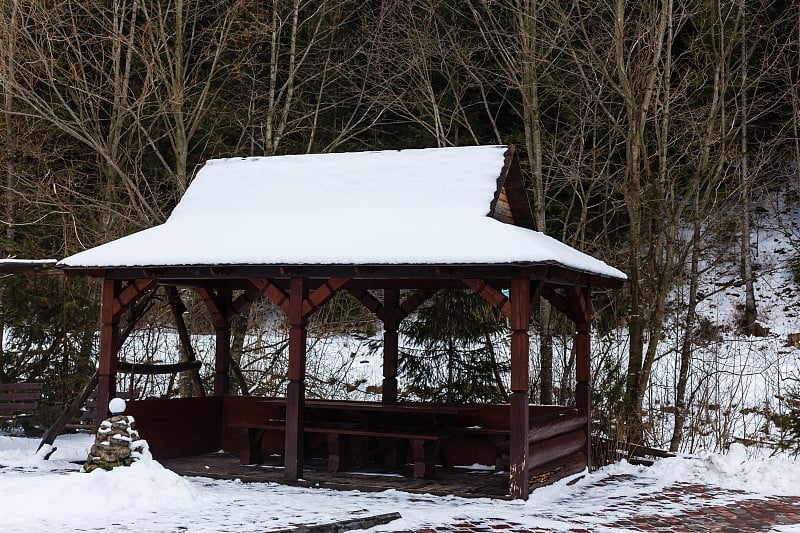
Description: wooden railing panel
527,428,586,471
529,411,588,444
528,450,587,490
126,397,223,459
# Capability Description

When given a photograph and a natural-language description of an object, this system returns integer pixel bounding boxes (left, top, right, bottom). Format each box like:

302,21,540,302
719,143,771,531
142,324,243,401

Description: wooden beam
347,287,435,404
529,412,589,443
196,287,235,394
111,279,157,321
571,286,593,469
249,278,290,316
252,277,350,322
117,360,202,375
301,277,350,321
508,278,531,500
213,289,233,396
85,264,625,290
565,285,591,326
285,277,307,481
540,286,584,324
232,287,264,317
463,279,512,318
528,450,587,491
526,429,587,472
347,289,386,321
348,287,437,324
97,280,121,424
196,288,228,327
196,287,251,397
398,288,436,318
382,289,400,404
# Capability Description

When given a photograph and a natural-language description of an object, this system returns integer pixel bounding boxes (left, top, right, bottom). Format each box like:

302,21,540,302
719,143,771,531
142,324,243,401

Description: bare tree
738,0,757,335
223,1,382,156
135,0,243,194
1,0,161,233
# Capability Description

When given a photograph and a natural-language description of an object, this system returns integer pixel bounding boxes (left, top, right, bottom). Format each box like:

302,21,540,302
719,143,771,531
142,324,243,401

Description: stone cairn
83,397,149,473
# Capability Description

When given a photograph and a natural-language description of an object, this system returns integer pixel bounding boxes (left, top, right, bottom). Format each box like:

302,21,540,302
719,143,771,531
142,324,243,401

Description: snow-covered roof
58,146,625,281
0,258,57,273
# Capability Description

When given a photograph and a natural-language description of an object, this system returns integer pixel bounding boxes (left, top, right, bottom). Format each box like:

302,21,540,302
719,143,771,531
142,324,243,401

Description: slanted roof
58,145,625,283
0,259,58,274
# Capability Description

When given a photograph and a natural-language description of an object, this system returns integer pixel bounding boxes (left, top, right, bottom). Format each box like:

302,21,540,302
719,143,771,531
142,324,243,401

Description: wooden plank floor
160,452,510,499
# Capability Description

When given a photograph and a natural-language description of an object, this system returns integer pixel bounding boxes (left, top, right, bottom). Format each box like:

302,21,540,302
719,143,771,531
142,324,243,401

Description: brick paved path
398,477,800,532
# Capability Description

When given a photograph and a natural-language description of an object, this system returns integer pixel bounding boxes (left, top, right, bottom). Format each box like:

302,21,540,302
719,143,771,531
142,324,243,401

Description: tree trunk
739,0,757,335
558,333,576,406
229,310,250,395
166,286,205,397
446,338,455,403
538,302,554,404
670,217,700,451
0,0,19,374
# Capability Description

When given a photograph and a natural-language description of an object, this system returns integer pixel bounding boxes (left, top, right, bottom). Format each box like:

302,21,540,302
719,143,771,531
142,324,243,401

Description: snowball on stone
109,397,127,414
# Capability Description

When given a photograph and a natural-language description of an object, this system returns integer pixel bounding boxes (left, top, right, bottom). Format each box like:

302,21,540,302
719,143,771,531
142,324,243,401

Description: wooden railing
496,407,589,491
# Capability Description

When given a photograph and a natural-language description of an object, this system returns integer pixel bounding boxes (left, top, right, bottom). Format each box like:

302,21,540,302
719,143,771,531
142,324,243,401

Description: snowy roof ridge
58,145,626,281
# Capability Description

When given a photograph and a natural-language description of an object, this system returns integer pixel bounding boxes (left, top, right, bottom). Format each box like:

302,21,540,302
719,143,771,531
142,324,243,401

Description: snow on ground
1,433,799,532
620,193,800,452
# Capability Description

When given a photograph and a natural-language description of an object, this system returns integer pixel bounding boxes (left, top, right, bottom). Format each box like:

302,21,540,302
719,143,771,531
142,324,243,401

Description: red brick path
400,479,800,532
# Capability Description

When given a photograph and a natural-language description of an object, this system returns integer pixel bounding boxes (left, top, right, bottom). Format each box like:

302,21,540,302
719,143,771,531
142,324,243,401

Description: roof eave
58,262,625,289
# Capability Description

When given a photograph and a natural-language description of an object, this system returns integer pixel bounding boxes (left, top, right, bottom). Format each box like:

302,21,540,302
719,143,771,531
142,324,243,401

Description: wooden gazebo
58,145,625,499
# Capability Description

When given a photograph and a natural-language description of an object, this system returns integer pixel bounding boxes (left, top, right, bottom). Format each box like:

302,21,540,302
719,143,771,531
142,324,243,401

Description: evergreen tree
399,290,509,403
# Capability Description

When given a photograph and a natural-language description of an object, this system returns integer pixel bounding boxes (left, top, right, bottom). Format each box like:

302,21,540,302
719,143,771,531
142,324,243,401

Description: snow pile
589,443,800,497
670,444,800,495
0,437,197,532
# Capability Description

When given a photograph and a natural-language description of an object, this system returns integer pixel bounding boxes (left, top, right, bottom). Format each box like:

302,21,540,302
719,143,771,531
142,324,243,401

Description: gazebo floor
160,452,511,499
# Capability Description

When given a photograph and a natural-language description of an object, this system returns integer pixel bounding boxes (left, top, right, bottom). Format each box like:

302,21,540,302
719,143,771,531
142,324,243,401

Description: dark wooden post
509,278,531,499
214,288,233,396
574,287,592,469
285,277,308,480
97,279,121,424
382,289,400,404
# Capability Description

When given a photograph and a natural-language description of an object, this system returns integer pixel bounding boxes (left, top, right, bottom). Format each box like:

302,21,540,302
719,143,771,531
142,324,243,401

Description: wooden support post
508,278,531,500
574,286,592,470
214,289,233,396
97,280,121,426
285,277,308,481
382,289,400,404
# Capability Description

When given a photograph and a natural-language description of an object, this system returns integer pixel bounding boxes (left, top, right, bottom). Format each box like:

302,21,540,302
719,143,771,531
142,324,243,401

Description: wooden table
239,399,475,478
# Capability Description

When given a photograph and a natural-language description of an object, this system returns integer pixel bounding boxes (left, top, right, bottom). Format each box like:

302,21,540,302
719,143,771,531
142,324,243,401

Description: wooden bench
447,425,510,471
63,389,138,431
0,383,44,428
236,421,442,478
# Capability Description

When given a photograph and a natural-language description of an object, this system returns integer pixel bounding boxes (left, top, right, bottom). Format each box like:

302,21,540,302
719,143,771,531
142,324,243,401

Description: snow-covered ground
1,432,799,532
639,194,800,452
